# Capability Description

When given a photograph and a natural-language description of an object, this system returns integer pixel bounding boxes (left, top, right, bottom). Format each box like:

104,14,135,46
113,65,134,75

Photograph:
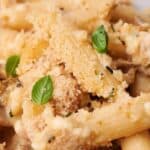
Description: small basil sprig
92,25,108,53
31,75,53,105
5,55,20,77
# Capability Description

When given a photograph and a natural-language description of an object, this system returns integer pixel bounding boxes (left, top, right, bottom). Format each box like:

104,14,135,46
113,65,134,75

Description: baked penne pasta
121,131,150,150
0,0,149,149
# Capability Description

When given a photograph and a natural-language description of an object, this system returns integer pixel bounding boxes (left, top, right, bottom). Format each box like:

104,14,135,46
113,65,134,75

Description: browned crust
49,64,89,116
45,130,119,150
46,131,99,150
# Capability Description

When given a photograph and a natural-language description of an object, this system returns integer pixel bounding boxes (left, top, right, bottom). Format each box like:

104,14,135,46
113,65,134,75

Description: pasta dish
0,0,150,150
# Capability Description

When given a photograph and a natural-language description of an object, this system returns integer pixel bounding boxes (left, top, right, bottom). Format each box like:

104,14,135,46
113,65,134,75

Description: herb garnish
92,25,108,53
5,55,20,77
31,75,53,105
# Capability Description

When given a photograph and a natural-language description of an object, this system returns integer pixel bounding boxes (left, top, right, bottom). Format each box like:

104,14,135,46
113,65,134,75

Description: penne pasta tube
22,93,150,149
121,131,150,150
61,93,150,144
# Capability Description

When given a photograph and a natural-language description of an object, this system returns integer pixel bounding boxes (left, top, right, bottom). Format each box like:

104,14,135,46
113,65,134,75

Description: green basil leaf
92,25,108,53
5,55,20,77
31,75,53,105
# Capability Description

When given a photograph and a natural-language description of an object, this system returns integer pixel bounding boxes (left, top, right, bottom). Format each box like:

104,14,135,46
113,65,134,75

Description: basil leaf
92,25,108,53
5,55,20,77
31,75,53,105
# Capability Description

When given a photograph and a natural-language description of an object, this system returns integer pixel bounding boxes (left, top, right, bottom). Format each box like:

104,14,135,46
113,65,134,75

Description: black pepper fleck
118,37,125,46
87,102,91,107
9,111,13,117
109,87,115,98
111,24,115,32
89,94,100,100
100,72,104,78
16,79,23,87
106,66,113,74
48,136,55,143
59,7,64,11
64,112,72,117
